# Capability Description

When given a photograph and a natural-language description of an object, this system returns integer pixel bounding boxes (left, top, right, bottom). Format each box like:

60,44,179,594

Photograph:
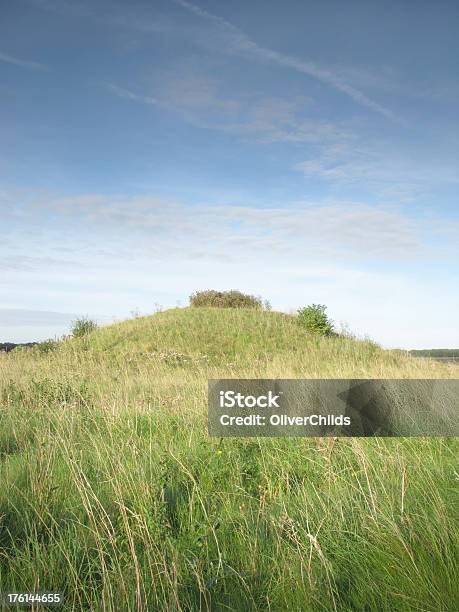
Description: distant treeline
0,342,37,353
410,349,459,358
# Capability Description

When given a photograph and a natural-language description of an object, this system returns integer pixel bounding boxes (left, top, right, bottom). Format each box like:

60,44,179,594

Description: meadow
0,308,458,611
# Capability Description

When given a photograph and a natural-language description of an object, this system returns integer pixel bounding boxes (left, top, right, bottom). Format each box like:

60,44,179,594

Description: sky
1,0,458,348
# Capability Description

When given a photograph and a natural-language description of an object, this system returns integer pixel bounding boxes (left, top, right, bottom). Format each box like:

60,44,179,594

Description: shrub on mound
297,304,334,336
190,290,263,309
71,317,98,338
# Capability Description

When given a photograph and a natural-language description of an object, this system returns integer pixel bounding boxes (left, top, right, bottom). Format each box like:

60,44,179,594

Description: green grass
1,308,458,611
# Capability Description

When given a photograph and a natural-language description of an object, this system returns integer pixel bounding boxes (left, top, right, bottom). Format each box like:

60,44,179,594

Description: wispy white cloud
106,73,351,144
161,76,334,142
11,192,426,262
294,141,459,197
171,0,398,121
160,75,241,113
3,190,458,348
0,51,48,71
333,64,459,102
0,308,78,326
105,83,158,105
0,254,81,273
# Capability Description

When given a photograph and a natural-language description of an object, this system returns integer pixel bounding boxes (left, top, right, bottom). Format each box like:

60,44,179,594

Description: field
1,308,458,611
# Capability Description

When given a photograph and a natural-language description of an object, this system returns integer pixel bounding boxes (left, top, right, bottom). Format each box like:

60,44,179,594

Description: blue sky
1,0,458,348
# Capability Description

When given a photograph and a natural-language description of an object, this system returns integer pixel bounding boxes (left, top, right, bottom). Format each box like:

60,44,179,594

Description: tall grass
0,308,458,611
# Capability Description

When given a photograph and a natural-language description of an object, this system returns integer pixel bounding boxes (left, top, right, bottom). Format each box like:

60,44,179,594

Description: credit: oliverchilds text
208,379,459,437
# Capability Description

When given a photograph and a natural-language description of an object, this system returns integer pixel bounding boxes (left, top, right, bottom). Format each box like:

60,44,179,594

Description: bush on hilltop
190,290,263,309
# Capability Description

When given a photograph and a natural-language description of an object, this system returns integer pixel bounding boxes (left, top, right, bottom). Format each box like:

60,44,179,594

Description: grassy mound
1,308,458,611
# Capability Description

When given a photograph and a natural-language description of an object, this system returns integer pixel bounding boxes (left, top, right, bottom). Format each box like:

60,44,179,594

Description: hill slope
1,308,458,611
10,306,457,376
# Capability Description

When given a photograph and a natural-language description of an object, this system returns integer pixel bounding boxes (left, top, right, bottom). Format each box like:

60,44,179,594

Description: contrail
172,0,398,121
105,83,158,105
0,51,48,71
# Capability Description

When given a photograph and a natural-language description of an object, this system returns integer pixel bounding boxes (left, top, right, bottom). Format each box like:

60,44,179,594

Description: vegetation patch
71,317,98,338
297,303,335,336
0,307,458,610
190,289,265,309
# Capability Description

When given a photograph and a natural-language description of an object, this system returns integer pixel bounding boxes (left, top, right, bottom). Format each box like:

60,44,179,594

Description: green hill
1,308,458,611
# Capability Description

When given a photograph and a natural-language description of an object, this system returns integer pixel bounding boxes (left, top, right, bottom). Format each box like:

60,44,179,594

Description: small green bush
190,290,263,309
297,304,334,336
71,317,98,338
